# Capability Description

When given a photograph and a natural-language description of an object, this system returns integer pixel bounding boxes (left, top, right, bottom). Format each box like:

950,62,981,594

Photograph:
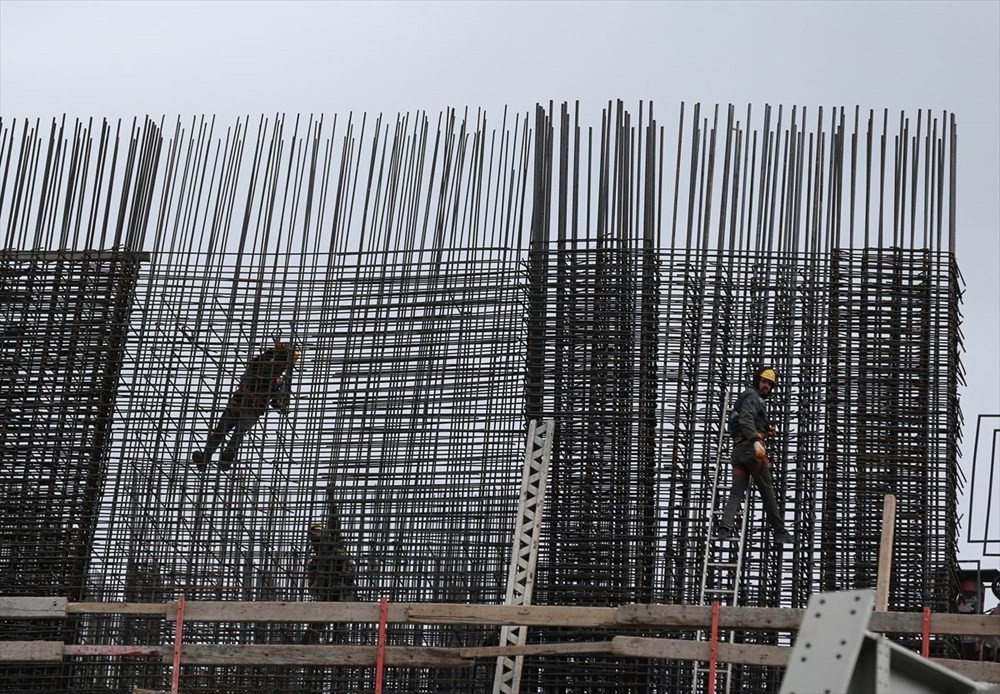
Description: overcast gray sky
2,0,998,573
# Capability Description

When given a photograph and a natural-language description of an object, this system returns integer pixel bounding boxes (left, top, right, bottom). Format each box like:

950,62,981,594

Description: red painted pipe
171,595,185,694
708,600,720,694
375,596,388,694
921,605,931,657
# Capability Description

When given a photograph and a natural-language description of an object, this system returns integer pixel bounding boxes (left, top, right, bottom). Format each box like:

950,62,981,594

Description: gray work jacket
727,387,768,442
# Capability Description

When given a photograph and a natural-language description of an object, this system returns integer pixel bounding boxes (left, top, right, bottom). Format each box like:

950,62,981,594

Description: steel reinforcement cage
0,102,964,693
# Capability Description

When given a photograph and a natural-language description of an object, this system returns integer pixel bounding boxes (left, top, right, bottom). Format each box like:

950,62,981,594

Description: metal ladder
692,390,751,694
493,418,555,694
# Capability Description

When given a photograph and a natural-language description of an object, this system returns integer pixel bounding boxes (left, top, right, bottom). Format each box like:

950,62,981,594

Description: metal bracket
780,590,991,694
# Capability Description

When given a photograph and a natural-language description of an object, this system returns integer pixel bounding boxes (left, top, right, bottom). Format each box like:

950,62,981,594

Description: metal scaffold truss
494,418,555,694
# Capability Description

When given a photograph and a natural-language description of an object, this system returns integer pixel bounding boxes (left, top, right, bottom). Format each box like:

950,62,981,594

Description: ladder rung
706,561,738,568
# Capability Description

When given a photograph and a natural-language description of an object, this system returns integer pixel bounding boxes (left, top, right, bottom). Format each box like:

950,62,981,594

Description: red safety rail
707,600,720,694
375,595,388,694
171,595,185,694
921,606,931,657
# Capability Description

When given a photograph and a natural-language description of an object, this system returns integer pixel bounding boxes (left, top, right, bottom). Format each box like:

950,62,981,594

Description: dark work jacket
727,387,769,442
242,348,295,389
227,348,294,417
307,538,357,601
227,380,289,418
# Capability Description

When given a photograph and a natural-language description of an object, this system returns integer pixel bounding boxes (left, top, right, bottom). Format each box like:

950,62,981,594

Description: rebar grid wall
0,102,963,693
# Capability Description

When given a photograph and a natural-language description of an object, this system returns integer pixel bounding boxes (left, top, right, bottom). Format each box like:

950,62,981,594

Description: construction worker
302,517,357,644
717,366,795,544
306,522,357,602
191,341,300,470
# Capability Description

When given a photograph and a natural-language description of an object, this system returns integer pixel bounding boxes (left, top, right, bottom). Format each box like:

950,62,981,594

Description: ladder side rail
694,390,738,694
697,388,736,604
717,483,753,694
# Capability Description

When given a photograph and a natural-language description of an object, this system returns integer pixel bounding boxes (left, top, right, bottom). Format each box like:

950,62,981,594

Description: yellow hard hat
759,368,777,384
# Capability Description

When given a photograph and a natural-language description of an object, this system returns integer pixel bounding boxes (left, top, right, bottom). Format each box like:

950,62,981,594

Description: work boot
774,531,795,545
192,449,209,470
195,431,224,470
717,526,738,541
219,448,237,471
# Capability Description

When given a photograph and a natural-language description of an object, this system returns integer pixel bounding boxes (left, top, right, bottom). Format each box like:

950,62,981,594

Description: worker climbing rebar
717,366,795,545
303,515,357,644
191,340,300,470
306,521,357,602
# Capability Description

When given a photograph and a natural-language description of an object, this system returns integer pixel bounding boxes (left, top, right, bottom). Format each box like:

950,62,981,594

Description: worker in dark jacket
192,341,300,470
302,514,357,644
718,366,794,544
306,521,357,602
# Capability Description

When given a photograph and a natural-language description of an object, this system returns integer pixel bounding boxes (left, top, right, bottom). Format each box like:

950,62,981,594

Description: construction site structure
2,594,996,691
1,102,995,692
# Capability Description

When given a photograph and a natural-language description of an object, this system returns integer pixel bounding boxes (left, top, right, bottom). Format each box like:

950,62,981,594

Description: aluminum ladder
692,390,751,694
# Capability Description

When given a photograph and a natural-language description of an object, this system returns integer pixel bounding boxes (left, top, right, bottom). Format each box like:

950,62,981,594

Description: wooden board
0,641,64,661
618,603,999,637
407,603,619,628
177,644,471,668
459,641,614,658
869,611,999,637
67,601,169,616
168,600,394,623
3,637,997,682
931,658,1000,683
612,635,789,666
617,604,804,631
610,636,1000,683
0,597,67,619
6,598,996,637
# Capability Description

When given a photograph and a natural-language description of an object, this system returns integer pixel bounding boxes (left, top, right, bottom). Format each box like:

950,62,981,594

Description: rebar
0,102,965,693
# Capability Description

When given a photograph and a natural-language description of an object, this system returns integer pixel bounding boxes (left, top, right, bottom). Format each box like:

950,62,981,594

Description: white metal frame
493,418,555,694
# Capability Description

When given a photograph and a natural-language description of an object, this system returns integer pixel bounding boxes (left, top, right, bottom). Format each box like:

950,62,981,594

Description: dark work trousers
204,392,268,458
719,440,787,533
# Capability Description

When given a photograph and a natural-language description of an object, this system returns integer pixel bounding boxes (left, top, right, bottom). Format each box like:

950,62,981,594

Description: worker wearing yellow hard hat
717,365,794,545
